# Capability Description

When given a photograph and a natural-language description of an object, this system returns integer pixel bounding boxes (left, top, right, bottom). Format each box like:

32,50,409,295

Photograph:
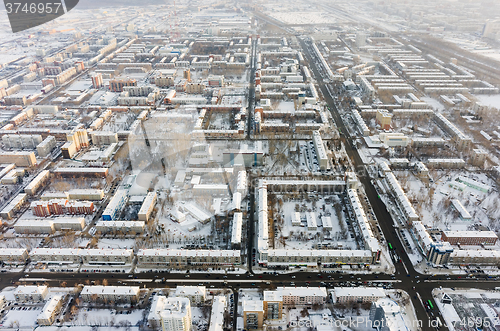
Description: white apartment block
14,285,48,302
280,287,327,305
0,248,28,264
333,287,386,304
81,286,140,303
174,286,206,304
37,295,63,326
148,297,192,331
138,191,157,222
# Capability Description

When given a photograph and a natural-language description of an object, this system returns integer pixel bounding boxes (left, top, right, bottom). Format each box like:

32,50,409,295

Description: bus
388,243,393,250
428,300,434,309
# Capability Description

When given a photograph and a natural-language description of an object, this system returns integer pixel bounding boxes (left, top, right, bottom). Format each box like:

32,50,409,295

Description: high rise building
91,73,104,89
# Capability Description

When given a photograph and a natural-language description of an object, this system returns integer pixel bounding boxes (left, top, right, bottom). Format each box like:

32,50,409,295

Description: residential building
81,286,140,303
242,300,264,330
37,296,63,326
174,286,206,304
333,287,386,304
209,296,226,331
138,191,157,222
263,290,283,320
14,285,48,302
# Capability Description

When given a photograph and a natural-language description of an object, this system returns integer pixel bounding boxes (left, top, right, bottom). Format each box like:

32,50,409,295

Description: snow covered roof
281,287,327,298
137,249,240,258
269,249,371,258
95,221,145,228
263,290,283,302
386,173,418,221
456,176,491,192
37,296,62,321
443,230,498,239
242,300,263,312
209,296,226,331
81,286,139,296
14,285,47,296
0,248,28,256
333,287,385,298
412,221,434,248
158,297,191,319
231,212,242,245
175,286,206,298
373,298,407,331
30,248,133,257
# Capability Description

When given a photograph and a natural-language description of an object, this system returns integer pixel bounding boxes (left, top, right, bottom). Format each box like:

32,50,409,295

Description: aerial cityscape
0,0,499,330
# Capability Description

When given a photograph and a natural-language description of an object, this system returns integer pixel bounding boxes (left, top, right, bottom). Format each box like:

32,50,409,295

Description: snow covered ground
397,170,500,232
273,194,360,251
474,94,500,109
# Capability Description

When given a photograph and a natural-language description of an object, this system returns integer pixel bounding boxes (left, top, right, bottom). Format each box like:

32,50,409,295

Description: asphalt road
300,40,450,330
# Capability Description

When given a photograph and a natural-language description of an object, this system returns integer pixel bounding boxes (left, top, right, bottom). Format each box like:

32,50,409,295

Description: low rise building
0,193,27,220
333,287,386,304
175,286,206,304
0,151,36,167
95,221,145,234
281,287,327,305
37,295,63,326
442,231,498,246
0,248,28,264
67,189,104,201
209,296,226,331
137,249,241,267
81,286,140,303
14,285,48,302
138,191,157,222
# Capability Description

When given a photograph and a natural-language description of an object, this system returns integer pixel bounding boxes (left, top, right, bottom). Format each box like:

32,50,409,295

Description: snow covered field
395,170,500,232
274,195,359,250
